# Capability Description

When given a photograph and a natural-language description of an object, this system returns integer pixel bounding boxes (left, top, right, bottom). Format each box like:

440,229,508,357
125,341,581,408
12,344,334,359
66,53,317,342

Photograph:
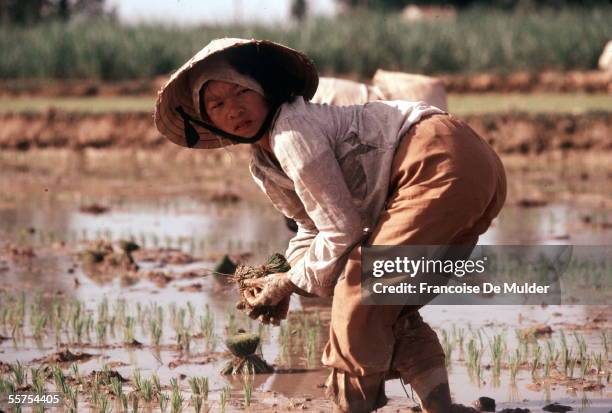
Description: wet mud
0,71,610,97
0,111,610,154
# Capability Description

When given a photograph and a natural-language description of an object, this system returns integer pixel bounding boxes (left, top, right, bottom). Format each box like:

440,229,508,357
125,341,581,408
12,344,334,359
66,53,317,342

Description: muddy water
0,151,610,412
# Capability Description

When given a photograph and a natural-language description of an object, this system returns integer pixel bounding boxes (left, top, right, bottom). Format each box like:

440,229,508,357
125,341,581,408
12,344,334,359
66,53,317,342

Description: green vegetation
1,93,610,115
0,6,610,79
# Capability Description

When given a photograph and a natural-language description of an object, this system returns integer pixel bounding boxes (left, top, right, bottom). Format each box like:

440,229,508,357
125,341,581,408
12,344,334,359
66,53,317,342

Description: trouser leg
391,310,450,413
325,369,387,413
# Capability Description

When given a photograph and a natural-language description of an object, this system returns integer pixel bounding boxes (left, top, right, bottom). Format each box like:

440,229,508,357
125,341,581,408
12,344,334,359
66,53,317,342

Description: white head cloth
189,55,265,120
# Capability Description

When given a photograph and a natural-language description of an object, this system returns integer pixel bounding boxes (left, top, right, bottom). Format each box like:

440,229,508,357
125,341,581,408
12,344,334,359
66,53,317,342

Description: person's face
203,80,269,139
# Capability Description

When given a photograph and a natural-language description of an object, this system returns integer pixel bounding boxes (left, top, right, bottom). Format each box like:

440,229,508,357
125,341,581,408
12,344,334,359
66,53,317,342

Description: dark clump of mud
473,396,496,412
80,239,138,272
87,369,128,385
47,349,94,363
2,243,36,260
78,203,110,214
542,403,573,412
517,198,548,208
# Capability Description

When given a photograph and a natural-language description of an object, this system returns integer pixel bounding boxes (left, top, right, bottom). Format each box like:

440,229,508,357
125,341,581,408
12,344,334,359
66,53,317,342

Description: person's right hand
235,290,291,326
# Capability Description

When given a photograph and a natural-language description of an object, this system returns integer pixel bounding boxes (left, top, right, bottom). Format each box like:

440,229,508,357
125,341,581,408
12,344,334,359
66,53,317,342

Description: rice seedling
467,338,483,384
136,302,143,325
31,367,45,394
200,311,217,353
546,339,559,364
242,366,254,407
594,352,604,374
187,302,196,327
226,313,238,337
187,377,208,402
219,386,231,413
150,319,163,346
85,314,94,341
152,373,162,395
98,297,109,324
114,299,127,327
191,394,203,413
278,322,290,363
110,376,123,397
32,313,47,341
70,363,80,383
568,355,577,378
452,325,466,353
580,356,591,378
141,378,154,403
489,334,505,377
578,388,592,411
159,392,170,413
109,315,117,337
531,345,542,379
98,394,111,413
2,378,16,394
65,386,78,413
123,315,136,344
121,393,129,412
441,330,453,368
53,366,69,395
171,387,184,413
170,377,179,393
132,369,143,393
305,327,318,368
11,361,26,386
90,385,100,408
96,321,107,345
601,331,609,356
559,330,568,352
573,332,588,360
130,392,140,413
543,356,552,378
509,348,520,383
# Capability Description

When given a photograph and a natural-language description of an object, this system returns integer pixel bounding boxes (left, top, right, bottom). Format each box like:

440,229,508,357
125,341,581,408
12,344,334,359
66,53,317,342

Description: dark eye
210,102,222,110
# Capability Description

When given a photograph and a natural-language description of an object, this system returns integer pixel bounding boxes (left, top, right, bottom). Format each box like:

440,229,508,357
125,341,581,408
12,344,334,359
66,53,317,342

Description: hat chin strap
175,106,278,148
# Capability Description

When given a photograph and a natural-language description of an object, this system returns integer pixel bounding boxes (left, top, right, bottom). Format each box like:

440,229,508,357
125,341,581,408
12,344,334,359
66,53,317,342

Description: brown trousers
322,114,507,412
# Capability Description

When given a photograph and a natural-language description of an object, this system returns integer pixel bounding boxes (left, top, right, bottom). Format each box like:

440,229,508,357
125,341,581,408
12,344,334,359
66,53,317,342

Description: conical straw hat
154,38,319,149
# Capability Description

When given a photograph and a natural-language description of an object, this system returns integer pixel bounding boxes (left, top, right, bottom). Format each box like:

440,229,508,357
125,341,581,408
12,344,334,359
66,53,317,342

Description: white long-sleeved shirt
249,97,445,296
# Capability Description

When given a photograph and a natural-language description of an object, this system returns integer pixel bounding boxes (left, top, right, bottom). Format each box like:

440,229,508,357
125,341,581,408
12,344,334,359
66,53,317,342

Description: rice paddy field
0,5,611,413
0,133,610,412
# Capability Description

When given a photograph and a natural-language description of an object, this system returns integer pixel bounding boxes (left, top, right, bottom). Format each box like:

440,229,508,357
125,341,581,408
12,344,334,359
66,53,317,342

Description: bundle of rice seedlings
231,253,291,320
221,332,273,375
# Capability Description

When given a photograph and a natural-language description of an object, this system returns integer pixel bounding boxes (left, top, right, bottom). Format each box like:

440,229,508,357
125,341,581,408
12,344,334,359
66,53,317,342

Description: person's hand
235,294,290,326
256,295,291,326
242,272,296,307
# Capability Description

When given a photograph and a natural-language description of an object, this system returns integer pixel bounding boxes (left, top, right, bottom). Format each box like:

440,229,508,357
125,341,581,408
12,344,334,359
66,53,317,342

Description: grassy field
0,7,610,79
1,93,610,115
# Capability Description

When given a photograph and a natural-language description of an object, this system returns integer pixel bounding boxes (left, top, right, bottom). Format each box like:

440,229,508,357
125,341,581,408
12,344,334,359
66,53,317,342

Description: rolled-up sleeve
272,116,365,297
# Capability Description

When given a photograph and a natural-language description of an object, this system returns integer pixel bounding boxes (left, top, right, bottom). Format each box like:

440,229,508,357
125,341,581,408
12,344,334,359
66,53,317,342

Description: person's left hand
242,272,296,307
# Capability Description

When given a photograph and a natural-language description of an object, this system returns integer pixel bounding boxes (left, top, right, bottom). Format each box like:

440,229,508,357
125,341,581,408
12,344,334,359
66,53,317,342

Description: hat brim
154,38,319,150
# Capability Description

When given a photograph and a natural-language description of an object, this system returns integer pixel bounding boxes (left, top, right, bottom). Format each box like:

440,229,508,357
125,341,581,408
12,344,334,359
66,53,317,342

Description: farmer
155,38,506,413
